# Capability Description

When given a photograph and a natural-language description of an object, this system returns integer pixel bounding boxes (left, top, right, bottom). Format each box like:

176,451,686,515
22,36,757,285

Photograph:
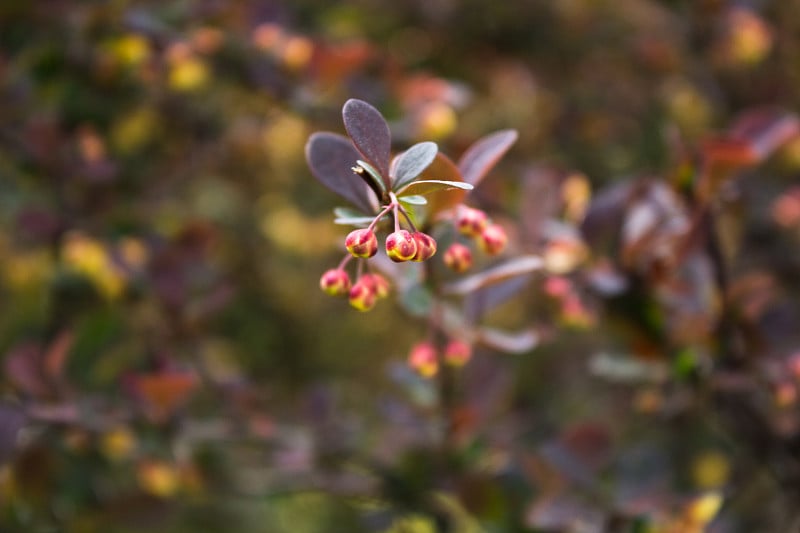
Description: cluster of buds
320,192,437,311
407,339,473,378
442,205,508,273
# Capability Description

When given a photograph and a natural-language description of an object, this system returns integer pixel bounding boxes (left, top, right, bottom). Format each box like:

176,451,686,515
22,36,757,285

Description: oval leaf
305,132,377,214
392,141,438,190
396,179,473,197
478,327,539,354
342,99,392,189
458,130,518,186
399,195,427,205
443,255,544,295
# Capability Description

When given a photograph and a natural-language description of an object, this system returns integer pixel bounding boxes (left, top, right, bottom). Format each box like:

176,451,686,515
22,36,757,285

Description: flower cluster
441,205,508,274
307,98,520,374
320,190,438,312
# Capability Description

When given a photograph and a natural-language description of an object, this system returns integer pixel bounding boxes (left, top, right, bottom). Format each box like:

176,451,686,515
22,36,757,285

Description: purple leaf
305,132,377,214
342,99,392,189
465,274,533,321
391,141,438,190
0,403,26,464
442,255,544,295
477,327,539,354
458,129,518,187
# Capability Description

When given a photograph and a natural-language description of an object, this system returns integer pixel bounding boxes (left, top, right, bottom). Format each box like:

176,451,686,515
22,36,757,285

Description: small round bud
349,279,376,311
444,340,472,367
408,342,438,378
361,273,390,299
319,269,351,296
411,232,437,262
385,230,418,262
345,228,378,258
443,243,473,273
456,206,488,237
478,224,507,255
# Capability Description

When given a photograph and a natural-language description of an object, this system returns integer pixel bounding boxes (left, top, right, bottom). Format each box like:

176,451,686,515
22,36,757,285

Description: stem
398,205,419,233
367,204,393,233
337,254,354,270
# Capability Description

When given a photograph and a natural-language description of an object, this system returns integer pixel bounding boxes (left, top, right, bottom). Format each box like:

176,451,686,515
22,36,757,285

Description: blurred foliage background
3,0,800,531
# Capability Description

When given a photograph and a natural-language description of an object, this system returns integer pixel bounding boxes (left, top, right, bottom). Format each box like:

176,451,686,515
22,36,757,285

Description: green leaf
355,159,387,195
391,141,438,190
333,207,378,226
396,179,473,197
399,195,427,205
399,284,433,317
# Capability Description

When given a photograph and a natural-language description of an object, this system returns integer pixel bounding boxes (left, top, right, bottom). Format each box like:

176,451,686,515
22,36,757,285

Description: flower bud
348,279,376,311
411,232,437,262
478,224,507,255
443,243,473,273
455,206,488,237
345,228,378,258
319,268,351,296
408,342,438,378
361,273,390,299
444,340,472,367
385,230,417,262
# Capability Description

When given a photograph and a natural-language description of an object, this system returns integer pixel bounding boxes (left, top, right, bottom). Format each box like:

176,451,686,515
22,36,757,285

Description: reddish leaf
305,132,377,214
342,99,392,188
728,108,800,163
132,371,198,422
458,129,518,187
43,330,74,382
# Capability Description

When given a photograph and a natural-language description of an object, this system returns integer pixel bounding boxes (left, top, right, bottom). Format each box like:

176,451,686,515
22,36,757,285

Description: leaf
333,205,378,225
133,371,198,423
458,129,518,186
477,327,539,354
391,141,438,190
305,132,377,214
396,179,473,197
342,99,392,188
728,108,800,163
416,153,467,221
0,403,26,465
465,274,533,321
398,195,427,205
334,216,375,226
354,159,387,195
443,255,544,295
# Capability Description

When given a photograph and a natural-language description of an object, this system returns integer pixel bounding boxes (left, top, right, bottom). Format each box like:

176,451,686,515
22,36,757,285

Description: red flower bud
385,230,417,262
361,273,390,299
349,278,377,311
444,340,472,367
408,342,438,378
319,269,351,296
455,206,488,237
411,232,437,262
345,228,378,258
478,223,507,255
443,243,473,273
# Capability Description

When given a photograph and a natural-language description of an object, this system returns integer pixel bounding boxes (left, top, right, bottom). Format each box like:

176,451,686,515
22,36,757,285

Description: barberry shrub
306,99,540,381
